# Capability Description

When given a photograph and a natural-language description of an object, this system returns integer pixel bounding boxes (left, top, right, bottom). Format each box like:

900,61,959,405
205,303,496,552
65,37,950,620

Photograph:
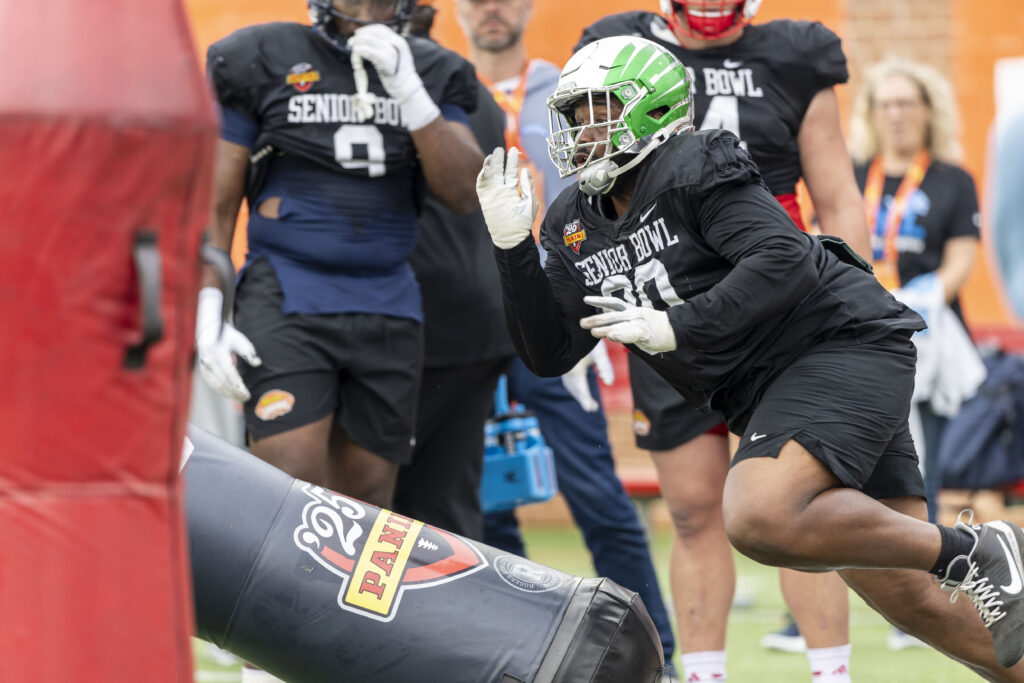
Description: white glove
580,296,677,355
348,23,440,131
350,51,376,123
195,287,261,402
476,146,538,249
561,340,616,412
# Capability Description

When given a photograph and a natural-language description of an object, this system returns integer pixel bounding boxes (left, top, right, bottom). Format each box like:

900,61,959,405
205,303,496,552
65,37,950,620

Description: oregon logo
602,42,691,142
293,484,487,622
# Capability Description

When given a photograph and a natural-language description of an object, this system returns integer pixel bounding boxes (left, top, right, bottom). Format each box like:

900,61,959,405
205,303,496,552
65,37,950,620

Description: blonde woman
849,58,980,527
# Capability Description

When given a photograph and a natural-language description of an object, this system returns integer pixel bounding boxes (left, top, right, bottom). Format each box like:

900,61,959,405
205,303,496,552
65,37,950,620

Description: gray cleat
939,510,1024,669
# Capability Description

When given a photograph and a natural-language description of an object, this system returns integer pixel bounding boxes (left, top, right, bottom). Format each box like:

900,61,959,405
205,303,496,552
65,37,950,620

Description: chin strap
578,160,617,196
578,123,690,196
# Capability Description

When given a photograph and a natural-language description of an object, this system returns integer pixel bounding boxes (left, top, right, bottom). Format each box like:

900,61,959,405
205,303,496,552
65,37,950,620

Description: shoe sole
759,635,807,654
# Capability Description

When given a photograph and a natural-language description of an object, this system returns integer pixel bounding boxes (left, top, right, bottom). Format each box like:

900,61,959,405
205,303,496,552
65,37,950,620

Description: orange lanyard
482,62,548,239
863,151,930,264
480,61,531,159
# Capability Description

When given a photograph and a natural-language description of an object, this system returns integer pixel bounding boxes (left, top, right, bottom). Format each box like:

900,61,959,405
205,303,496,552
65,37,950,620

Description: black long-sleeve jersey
494,131,923,433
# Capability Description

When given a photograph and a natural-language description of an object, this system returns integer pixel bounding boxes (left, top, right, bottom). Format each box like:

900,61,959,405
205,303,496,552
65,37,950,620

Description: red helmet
659,0,761,40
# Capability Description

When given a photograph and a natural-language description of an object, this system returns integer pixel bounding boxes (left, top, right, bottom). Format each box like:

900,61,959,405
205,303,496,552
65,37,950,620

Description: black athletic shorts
233,259,423,464
628,352,725,451
731,334,925,501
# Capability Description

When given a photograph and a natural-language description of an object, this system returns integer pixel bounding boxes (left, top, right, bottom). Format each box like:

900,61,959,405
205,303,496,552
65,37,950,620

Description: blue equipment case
479,375,558,513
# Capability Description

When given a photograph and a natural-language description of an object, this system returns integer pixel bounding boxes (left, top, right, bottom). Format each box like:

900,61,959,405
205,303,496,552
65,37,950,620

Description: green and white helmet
546,36,694,195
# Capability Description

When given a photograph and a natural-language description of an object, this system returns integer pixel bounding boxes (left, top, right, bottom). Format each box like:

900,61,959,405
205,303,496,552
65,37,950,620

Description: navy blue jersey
495,130,922,433
577,14,847,197
207,22,477,318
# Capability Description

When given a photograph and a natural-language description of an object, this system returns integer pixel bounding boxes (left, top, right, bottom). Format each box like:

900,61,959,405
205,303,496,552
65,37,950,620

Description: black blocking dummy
183,426,666,682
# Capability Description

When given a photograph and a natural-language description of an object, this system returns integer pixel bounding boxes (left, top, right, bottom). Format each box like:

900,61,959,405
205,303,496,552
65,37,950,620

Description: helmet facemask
547,38,695,196
307,0,417,51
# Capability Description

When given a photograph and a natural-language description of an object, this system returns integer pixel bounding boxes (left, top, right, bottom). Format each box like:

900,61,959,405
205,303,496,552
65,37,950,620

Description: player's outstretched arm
479,147,597,376
349,23,483,213
799,88,873,260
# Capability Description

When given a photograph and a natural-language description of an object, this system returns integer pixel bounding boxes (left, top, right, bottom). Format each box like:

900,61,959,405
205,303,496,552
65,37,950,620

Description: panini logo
294,484,487,622
563,219,586,254
345,512,421,616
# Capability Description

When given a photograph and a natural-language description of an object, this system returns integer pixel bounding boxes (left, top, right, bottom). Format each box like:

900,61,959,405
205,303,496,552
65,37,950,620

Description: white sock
807,644,852,682
680,650,727,681
241,666,286,683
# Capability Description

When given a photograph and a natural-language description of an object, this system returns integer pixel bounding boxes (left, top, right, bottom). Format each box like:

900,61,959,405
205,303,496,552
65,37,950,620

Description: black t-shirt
577,13,848,196
495,130,922,433
853,160,980,318
410,82,515,367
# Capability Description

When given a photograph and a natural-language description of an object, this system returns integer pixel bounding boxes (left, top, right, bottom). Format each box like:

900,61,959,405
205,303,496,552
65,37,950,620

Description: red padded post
0,1,216,680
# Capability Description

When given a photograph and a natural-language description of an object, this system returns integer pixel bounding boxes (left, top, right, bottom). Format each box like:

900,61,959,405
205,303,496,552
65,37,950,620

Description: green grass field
194,523,982,682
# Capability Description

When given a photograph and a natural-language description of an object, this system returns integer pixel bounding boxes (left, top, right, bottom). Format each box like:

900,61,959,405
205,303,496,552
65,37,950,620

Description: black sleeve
206,32,259,116
411,38,479,115
493,238,597,377
574,13,645,53
947,166,981,240
575,20,606,53
668,149,819,349
439,59,479,114
794,21,843,89
794,21,848,104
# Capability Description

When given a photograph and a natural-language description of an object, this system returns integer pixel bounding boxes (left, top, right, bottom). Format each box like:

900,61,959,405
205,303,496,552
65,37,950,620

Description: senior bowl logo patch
293,484,488,622
286,62,320,92
563,219,586,254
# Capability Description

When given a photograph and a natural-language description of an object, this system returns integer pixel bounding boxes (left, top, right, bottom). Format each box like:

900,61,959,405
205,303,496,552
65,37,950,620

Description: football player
452,0,678,670
196,0,483,509
477,36,1024,680
576,2,869,678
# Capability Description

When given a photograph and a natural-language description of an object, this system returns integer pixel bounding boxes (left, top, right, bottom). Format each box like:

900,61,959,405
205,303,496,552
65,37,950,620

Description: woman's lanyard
481,62,531,155
863,150,930,289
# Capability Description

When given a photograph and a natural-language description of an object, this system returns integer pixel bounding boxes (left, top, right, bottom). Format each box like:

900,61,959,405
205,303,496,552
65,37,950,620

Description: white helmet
546,36,695,196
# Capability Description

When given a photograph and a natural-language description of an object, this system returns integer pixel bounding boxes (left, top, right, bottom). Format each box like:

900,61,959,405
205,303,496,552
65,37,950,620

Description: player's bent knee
723,504,789,565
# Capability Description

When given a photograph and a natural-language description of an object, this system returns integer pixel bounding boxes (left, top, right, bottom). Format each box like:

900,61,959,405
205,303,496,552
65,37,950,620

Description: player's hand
561,340,615,412
476,146,538,249
580,296,677,355
195,287,261,402
348,23,439,131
